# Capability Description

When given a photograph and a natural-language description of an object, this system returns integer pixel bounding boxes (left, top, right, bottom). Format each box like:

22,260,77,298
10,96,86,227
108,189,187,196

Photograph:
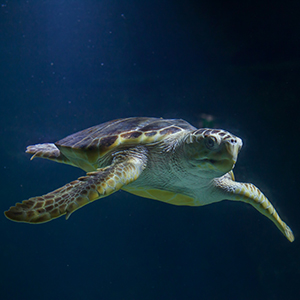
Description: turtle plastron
4,117,294,242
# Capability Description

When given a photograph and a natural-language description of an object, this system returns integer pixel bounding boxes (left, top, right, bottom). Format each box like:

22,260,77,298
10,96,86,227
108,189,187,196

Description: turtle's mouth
201,159,217,164
194,158,218,169
197,158,236,171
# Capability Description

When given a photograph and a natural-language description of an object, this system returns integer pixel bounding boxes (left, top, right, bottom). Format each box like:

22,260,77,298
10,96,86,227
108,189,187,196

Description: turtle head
184,129,243,178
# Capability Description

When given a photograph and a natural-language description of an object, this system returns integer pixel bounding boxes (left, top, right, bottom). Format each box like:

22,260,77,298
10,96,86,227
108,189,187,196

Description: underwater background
1,0,300,299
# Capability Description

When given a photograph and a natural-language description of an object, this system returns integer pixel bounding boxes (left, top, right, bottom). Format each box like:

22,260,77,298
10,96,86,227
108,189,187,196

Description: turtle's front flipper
214,175,294,242
5,153,146,224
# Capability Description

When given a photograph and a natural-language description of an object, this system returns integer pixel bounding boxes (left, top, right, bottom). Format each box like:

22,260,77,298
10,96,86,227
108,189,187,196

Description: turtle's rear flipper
26,143,68,163
4,156,145,223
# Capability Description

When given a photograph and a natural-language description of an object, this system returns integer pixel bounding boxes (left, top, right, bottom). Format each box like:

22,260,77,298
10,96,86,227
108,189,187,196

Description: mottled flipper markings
4,117,294,242
215,176,294,242
5,156,145,223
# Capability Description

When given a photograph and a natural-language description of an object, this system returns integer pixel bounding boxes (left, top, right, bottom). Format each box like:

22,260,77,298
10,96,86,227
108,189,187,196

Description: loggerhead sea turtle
4,117,294,242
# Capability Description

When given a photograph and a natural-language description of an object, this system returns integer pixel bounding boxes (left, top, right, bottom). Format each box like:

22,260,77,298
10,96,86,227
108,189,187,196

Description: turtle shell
55,117,196,167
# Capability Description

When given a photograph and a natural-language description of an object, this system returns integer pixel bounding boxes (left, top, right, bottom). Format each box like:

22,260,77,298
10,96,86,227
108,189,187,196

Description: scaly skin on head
185,128,294,242
4,117,294,242
184,128,243,178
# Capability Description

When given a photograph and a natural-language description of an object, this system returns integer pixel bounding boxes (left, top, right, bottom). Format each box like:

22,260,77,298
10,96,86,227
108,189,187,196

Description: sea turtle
4,117,294,242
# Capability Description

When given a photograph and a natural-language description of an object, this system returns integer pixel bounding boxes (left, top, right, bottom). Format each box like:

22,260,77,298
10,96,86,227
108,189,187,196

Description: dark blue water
1,1,299,299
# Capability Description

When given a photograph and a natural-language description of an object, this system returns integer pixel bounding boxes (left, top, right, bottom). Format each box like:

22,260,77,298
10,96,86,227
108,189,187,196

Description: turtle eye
204,136,218,150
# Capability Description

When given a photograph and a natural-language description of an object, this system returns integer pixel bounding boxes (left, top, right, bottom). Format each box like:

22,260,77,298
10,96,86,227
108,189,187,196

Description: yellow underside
123,187,197,206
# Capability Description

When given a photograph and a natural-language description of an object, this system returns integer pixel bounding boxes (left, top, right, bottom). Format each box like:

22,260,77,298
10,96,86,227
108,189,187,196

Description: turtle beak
225,137,243,165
